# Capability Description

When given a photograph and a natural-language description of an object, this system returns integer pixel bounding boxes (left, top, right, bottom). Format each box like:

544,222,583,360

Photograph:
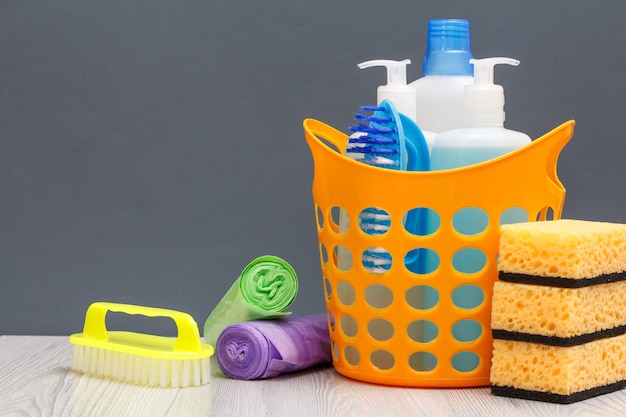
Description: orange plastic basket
303,118,574,387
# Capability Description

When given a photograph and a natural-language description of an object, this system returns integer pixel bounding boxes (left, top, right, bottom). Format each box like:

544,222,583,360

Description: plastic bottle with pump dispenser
358,59,417,121
428,57,532,372
430,57,531,170
357,59,436,151
410,19,474,134
337,60,430,345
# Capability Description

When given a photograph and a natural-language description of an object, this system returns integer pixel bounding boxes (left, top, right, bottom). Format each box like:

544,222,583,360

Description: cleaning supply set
303,17,577,388
66,15,623,407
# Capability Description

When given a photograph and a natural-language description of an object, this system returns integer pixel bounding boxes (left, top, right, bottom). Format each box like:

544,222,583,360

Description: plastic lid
464,57,520,127
422,19,473,76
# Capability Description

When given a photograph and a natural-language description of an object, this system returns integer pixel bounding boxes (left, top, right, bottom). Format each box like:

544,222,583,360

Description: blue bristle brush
345,99,429,273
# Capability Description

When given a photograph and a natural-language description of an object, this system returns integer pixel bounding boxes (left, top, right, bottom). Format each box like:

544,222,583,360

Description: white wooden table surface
1,336,625,416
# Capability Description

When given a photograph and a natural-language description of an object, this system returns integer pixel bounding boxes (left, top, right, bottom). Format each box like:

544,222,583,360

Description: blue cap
423,19,474,76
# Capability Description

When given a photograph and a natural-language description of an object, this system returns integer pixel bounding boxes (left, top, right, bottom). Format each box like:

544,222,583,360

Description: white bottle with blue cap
410,19,474,133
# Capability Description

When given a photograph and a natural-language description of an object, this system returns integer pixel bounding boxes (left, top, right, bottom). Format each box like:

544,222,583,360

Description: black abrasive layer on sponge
498,271,626,288
491,381,626,404
492,325,626,347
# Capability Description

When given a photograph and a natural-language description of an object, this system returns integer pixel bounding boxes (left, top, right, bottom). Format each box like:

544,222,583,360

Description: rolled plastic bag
216,314,331,379
203,255,298,347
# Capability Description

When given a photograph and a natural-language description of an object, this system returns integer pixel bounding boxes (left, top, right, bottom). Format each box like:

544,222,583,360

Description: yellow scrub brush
69,302,214,387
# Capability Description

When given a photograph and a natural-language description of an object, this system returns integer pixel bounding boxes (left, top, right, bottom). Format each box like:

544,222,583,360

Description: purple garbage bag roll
215,314,331,380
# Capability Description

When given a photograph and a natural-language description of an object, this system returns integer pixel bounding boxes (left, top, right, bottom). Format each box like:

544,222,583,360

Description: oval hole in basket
324,277,332,299
404,248,439,274
370,350,395,371
333,245,352,271
536,206,555,221
316,205,324,230
362,247,392,274
403,207,440,236
453,207,489,236
500,207,529,226
321,243,328,265
364,284,393,309
452,285,485,310
328,310,335,332
405,285,439,310
451,351,480,373
344,345,360,366
336,280,356,306
331,340,339,361
331,205,349,235
367,318,394,341
340,314,358,338
452,247,487,275
407,320,438,343
358,207,391,236
409,352,438,372
451,319,483,343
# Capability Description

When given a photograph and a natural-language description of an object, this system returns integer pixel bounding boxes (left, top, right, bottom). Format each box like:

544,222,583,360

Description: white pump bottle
358,59,417,121
429,57,531,170
427,58,532,370
358,59,436,151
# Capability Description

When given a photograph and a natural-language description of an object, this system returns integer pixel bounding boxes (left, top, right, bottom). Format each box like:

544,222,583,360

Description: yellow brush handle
82,302,202,352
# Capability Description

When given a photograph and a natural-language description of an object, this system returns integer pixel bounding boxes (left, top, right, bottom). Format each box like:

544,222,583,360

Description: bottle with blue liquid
430,57,532,232
430,57,531,171
429,57,531,372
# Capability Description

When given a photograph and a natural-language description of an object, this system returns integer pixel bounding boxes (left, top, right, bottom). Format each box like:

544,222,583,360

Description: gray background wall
1,0,624,336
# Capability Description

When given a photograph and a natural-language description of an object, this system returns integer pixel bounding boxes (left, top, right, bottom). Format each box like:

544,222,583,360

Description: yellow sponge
491,219,626,403
498,219,626,281
491,280,626,341
491,335,626,402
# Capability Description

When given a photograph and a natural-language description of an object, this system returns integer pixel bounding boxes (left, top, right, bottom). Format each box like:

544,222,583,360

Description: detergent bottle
429,57,532,370
410,19,474,133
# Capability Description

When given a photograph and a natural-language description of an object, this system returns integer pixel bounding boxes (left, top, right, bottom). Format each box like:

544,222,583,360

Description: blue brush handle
400,113,430,271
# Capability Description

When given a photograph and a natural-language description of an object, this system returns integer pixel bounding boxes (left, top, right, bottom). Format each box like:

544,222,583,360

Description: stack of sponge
490,219,626,404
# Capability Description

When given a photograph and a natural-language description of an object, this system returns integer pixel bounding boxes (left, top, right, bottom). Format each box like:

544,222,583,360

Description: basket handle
303,118,348,154
82,302,203,352
541,120,575,191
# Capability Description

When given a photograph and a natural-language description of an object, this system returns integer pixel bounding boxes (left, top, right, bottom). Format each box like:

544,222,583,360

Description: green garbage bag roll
203,255,298,347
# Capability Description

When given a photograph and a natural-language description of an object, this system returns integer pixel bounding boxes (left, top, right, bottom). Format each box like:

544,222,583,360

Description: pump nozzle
358,59,411,86
464,57,520,127
471,57,519,85
357,59,417,122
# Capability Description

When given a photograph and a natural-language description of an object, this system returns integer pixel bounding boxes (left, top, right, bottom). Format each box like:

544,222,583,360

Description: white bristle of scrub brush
70,345,212,387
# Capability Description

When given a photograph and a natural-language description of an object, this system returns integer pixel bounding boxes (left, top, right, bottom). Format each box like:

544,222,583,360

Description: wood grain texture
1,336,626,416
